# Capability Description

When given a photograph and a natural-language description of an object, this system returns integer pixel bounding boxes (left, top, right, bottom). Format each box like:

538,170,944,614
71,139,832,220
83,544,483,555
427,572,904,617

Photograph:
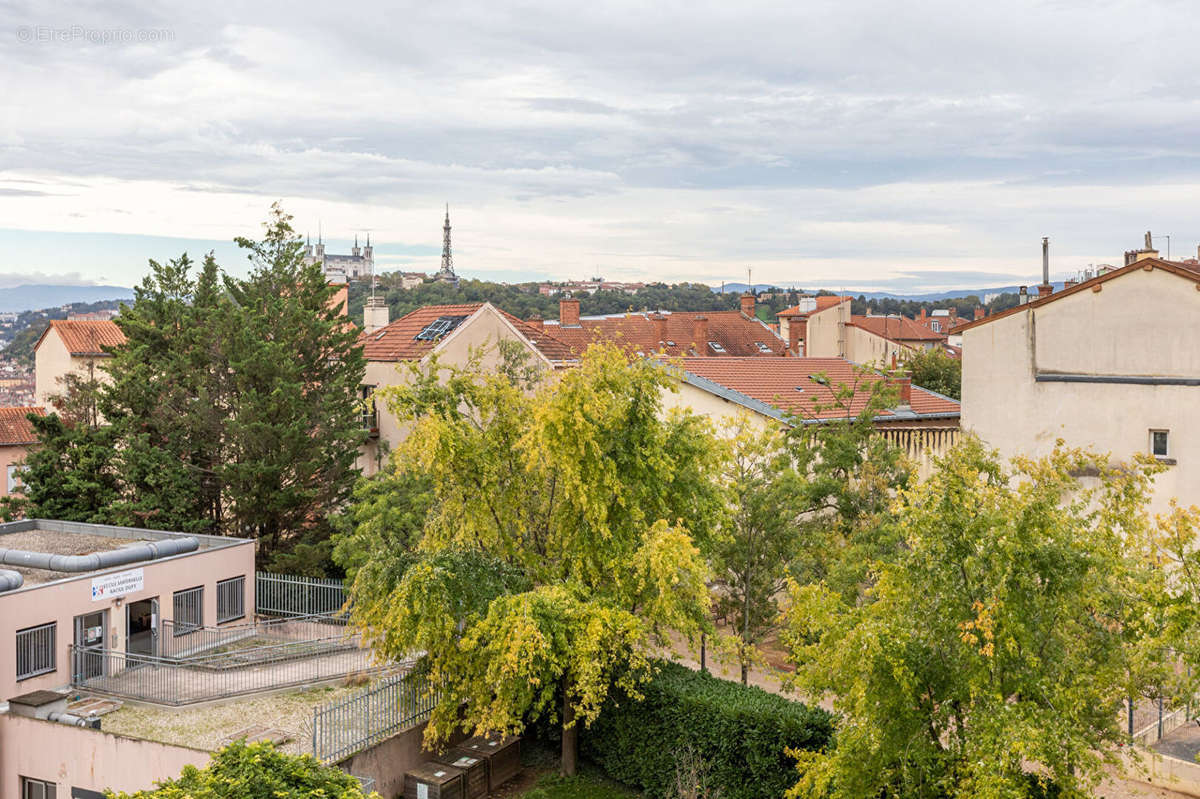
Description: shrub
582,660,833,799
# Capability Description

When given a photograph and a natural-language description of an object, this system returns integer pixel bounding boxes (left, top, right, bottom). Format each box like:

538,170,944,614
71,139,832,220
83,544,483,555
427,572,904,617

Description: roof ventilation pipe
0,537,198,573
47,711,97,728
0,569,22,593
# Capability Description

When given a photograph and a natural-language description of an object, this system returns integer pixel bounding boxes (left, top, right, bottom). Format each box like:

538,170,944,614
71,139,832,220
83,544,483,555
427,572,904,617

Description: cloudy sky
1,0,1199,293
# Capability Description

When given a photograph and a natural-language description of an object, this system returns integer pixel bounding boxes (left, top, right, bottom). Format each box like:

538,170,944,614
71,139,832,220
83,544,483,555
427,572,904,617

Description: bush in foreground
582,660,833,799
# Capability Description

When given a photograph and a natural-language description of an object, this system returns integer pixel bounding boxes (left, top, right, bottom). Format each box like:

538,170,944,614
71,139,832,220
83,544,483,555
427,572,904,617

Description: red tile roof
849,315,946,342
39,320,126,356
544,310,788,358
0,406,44,446
359,304,574,363
778,296,850,317
679,357,959,422
954,257,1200,333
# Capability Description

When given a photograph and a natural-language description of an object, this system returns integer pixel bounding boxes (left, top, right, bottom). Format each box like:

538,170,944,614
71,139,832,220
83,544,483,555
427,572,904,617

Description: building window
1150,429,1170,459
21,777,56,799
16,622,56,681
6,464,18,494
172,586,204,635
931,321,941,332
216,576,246,624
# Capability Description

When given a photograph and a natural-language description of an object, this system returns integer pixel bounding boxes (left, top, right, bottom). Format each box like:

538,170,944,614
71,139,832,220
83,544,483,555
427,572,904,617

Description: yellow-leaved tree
337,342,725,774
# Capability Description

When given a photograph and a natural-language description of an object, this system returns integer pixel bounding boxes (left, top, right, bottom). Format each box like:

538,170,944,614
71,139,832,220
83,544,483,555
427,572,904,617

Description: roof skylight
414,315,468,341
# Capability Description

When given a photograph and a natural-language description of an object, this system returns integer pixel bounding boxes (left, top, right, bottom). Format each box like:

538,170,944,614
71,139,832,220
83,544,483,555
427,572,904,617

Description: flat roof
0,519,249,590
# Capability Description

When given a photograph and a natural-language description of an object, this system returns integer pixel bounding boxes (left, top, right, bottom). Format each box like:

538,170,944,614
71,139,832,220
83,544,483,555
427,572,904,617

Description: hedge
581,660,833,799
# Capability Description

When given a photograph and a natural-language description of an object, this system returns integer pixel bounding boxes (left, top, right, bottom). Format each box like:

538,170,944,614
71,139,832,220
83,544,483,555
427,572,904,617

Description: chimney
1019,286,1029,305
1039,236,1054,296
788,318,806,356
560,297,581,327
1063,278,1077,289
527,314,544,331
974,307,986,321
740,293,755,318
652,312,668,343
919,308,927,321
886,370,912,409
363,296,389,334
692,315,709,354
948,306,957,321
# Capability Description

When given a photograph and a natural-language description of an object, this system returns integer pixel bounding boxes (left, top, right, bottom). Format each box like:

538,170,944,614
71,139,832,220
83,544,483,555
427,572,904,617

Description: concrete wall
961,267,1199,513
1119,748,1200,797
844,326,910,367
0,713,210,799
34,331,110,409
338,720,468,799
0,531,255,699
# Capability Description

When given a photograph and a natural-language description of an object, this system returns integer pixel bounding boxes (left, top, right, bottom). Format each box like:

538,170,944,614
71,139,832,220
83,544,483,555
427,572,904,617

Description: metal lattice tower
440,204,454,276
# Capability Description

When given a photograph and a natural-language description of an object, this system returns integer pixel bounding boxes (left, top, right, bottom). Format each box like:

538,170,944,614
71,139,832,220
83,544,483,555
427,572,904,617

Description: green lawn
519,772,640,799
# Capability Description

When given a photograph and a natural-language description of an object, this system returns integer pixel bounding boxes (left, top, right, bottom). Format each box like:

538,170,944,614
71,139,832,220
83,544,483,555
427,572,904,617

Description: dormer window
930,321,941,332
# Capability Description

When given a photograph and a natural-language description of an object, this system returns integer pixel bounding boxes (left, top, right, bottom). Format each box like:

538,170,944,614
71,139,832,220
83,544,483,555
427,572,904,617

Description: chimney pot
363,295,389,333
974,307,985,321
788,317,806,356
740,293,756,318
1019,286,1029,305
528,314,544,331
560,297,581,327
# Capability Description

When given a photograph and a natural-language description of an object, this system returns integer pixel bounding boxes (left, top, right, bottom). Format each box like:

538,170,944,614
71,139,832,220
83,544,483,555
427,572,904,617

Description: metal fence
157,612,349,660
312,669,438,763
69,637,385,706
256,572,347,618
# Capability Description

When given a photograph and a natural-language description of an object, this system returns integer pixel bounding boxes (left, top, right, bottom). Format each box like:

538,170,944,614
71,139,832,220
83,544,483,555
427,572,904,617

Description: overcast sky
1,0,1199,293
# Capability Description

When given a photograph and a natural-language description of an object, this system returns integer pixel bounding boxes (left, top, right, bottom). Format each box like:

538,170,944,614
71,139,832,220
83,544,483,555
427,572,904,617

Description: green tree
783,437,1167,799
711,415,803,684
784,368,909,598
905,347,962,399
340,343,725,775
101,253,229,533
222,203,367,566
107,740,376,799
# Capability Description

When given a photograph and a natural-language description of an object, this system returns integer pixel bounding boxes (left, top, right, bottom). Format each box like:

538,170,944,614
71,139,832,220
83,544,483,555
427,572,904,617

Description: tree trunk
561,685,578,777
741,661,749,686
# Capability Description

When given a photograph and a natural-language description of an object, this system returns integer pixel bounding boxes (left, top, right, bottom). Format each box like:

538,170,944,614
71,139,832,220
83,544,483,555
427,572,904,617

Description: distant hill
0,284,133,313
714,282,1057,302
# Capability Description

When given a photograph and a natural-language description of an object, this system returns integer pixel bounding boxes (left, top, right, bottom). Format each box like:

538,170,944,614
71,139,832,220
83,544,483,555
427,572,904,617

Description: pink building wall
0,528,255,699
0,445,30,498
0,713,210,799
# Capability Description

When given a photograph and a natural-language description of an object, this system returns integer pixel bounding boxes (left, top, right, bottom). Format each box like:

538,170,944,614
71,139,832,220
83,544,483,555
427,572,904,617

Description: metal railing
157,612,349,660
256,572,347,618
312,669,438,763
69,638,385,706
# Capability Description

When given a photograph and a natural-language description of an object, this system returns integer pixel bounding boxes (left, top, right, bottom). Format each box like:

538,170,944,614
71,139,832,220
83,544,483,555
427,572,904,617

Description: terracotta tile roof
678,357,960,423
955,257,1200,333
39,320,126,356
359,303,573,363
778,296,850,317
544,310,788,358
849,315,946,342
0,406,44,446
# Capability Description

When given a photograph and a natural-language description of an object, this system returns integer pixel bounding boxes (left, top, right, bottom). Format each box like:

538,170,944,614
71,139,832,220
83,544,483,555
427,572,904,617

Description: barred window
172,586,204,635
21,776,56,799
16,622,55,681
216,576,245,624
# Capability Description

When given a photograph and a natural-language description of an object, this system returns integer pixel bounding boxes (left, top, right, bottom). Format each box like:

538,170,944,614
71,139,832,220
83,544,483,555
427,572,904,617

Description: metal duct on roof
0,569,23,593
0,537,198,574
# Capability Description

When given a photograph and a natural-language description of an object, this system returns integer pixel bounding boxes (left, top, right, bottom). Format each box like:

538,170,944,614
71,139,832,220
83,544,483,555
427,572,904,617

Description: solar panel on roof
415,315,469,341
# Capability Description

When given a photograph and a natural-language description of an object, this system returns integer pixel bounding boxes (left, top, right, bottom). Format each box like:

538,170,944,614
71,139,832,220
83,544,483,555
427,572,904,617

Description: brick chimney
974,307,986,321
692,315,709,354
652,312,668,343
788,318,806,356
948,306,957,320
527,314,544,331
886,370,912,408
740,293,755,318
560,297,581,327
919,308,927,321
1038,284,1054,297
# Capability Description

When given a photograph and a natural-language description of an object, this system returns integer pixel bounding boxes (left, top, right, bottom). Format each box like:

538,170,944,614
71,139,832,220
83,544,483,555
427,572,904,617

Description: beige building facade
33,321,125,409
960,258,1200,512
